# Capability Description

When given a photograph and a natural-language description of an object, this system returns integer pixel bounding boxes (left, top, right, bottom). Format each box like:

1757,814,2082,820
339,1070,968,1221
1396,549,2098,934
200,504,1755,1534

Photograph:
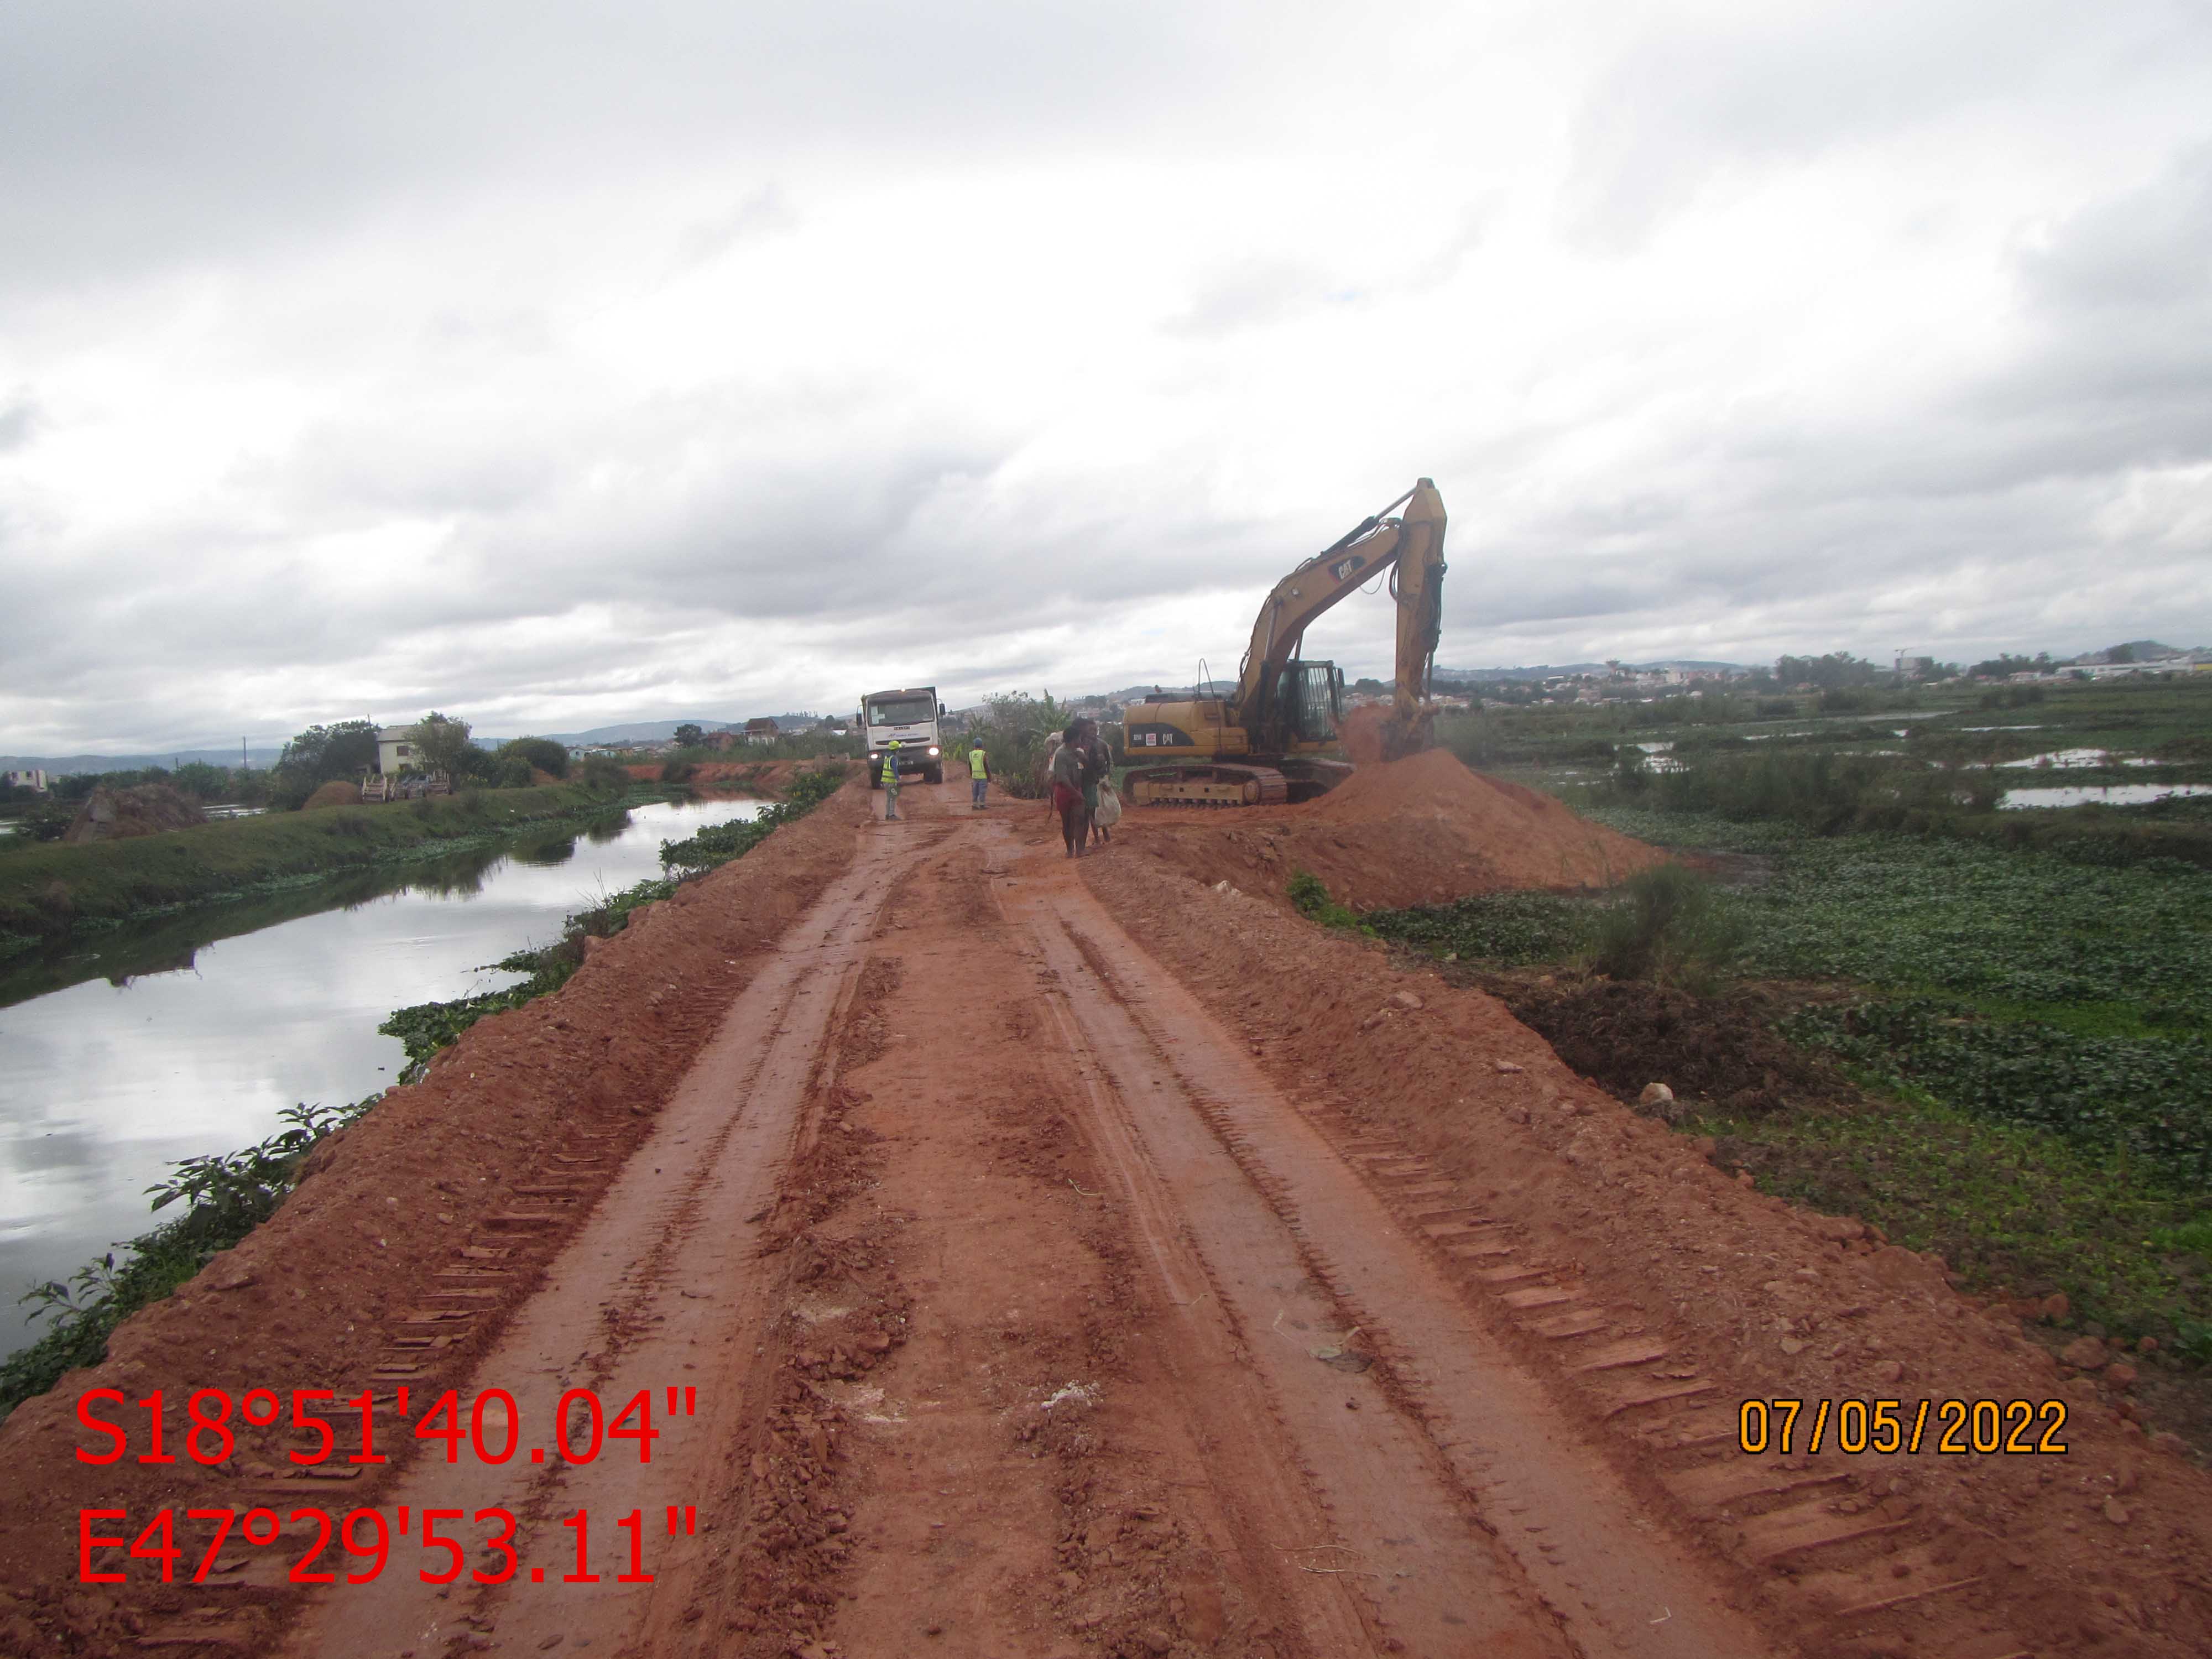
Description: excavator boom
1123,478,1448,806
1232,478,1448,755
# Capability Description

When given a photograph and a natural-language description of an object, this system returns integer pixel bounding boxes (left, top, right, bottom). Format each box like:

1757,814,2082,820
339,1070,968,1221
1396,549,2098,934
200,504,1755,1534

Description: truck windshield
868,697,935,727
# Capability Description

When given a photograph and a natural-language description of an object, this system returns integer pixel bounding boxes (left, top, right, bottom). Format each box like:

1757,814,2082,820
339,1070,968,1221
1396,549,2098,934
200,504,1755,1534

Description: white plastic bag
1095,783,1123,827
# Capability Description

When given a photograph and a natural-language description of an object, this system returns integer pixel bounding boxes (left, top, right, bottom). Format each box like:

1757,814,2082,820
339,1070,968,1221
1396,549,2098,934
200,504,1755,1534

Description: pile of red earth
302,779,361,809
61,783,206,843
1338,702,1392,764
1125,748,1666,911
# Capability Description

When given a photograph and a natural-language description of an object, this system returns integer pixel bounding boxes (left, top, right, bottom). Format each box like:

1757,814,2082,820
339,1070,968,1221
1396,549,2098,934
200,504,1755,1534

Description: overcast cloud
3,0,2210,753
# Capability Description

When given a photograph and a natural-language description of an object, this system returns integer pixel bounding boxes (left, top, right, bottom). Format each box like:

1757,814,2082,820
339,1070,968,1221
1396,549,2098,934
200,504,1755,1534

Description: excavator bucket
1376,705,1438,761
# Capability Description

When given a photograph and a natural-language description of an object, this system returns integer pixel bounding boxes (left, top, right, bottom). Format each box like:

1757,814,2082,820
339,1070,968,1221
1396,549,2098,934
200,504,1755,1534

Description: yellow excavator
1124,478,1448,806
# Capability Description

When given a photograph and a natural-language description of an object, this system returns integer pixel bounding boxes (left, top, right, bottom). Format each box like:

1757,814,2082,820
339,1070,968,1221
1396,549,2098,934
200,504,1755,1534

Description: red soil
1088,849,2212,1657
0,782,874,1655
301,780,361,810
1123,747,1666,911
1338,701,1390,765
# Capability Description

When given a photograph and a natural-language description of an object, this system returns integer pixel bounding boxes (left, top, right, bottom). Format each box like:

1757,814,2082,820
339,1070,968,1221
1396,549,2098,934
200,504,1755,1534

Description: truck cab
858,686,946,788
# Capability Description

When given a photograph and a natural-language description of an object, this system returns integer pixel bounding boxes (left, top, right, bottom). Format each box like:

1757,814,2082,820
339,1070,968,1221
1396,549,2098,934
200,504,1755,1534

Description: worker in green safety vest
968,743,989,810
883,740,902,821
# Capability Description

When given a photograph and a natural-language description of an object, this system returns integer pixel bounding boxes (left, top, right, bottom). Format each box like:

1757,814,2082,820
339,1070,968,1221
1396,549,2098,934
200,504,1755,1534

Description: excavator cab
1275,661,1345,747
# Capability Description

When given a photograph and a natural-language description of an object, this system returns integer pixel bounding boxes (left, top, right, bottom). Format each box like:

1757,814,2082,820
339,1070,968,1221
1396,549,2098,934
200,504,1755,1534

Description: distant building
374,727,418,775
3,768,47,792
702,729,744,752
743,718,780,745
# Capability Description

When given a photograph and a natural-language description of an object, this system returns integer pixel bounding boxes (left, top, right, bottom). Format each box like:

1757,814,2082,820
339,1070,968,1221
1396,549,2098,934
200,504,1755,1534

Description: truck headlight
927,746,940,757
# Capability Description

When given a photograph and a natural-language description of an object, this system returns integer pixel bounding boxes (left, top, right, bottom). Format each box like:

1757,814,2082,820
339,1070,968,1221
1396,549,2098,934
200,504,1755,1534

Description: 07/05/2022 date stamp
1738,1397,2070,1456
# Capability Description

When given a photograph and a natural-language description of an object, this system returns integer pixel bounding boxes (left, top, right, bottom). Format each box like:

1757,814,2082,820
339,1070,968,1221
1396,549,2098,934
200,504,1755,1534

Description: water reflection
1999,783,2212,810
0,797,761,1320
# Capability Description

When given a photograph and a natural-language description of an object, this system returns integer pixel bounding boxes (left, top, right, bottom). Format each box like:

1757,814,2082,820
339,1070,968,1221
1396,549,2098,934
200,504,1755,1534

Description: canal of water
0,796,763,1327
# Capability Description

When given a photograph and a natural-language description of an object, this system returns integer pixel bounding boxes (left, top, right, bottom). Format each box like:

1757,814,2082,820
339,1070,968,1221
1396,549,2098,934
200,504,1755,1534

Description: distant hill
2085,640,2190,664
1,747,287,775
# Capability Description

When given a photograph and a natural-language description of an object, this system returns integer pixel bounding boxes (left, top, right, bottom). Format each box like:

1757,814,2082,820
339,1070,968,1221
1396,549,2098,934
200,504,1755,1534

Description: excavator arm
1232,478,1448,752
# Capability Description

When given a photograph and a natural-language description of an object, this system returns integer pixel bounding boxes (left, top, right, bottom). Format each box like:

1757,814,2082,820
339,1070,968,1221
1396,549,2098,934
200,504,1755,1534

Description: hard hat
889,739,902,748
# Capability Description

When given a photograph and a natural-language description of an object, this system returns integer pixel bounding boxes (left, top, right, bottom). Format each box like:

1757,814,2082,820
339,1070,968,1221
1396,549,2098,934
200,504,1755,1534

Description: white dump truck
858,686,946,789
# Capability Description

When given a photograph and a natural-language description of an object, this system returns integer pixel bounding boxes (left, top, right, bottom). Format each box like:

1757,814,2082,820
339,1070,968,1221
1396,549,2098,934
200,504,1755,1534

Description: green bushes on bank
1,1101,367,1422
381,763,853,1074
0,782,638,950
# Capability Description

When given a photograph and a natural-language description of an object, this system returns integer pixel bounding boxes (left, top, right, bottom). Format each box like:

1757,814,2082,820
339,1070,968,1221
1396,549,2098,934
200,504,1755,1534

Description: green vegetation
1369,676,2212,1359
1371,819,2212,1347
2,1100,368,1422
3,764,855,1422
497,737,568,779
1287,869,1369,932
658,765,847,871
958,692,1078,800
1365,865,1747,992
1584,865,1746,992
1703,1094,2209,1362
0,781,644,953
380,764,852,1074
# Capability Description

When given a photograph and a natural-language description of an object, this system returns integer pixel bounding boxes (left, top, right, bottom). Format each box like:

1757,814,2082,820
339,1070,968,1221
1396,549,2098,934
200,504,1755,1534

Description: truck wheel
869,766,883,790
925,765,943,786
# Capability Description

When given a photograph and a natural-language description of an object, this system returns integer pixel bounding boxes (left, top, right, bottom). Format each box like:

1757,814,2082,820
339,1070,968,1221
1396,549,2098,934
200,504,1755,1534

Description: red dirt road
9,773,2212,1658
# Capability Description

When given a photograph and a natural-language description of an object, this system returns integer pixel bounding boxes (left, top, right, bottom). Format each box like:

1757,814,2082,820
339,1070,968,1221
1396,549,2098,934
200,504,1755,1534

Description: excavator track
1124,762,1290,807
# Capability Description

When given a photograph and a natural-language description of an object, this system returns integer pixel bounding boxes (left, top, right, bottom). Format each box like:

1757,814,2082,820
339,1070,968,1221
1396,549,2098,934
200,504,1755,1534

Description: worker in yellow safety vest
968,744,989,810
883,740,902,821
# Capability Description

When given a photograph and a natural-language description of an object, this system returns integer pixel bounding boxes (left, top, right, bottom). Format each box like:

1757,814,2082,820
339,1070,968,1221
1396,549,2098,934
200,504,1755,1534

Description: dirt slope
1120,748,1665,911
11,775,2212,1659
0,781,874,1655
1088,849,2212,1658
62,783,208,843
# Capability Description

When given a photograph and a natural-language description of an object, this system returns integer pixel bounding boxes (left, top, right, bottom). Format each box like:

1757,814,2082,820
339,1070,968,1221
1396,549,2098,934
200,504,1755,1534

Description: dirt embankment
1085,849,2212,1657
62,784,207,843
1120,746,1666,911
0,782,875,1656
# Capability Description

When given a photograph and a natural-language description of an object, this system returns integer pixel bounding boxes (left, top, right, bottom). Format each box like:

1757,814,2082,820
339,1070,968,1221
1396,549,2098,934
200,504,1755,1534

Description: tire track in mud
766,821,1336,1658
1013,870,1781,1659
276,822,938,1659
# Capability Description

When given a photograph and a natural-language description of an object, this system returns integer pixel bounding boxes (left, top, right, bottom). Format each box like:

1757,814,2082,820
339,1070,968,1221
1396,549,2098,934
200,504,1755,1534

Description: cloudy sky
4,0,2209,752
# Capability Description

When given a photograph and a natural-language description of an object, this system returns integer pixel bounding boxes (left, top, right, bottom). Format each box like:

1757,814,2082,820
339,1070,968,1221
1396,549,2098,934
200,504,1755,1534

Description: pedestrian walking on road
883,740,903,821
968,743,989,810
1077,720,1113,847
1049,724,1087,857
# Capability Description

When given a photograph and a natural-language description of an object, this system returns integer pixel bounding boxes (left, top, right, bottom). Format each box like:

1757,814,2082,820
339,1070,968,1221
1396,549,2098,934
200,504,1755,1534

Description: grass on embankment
0,784,641,951
1361,815,2212,1374
1,768,852,1423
